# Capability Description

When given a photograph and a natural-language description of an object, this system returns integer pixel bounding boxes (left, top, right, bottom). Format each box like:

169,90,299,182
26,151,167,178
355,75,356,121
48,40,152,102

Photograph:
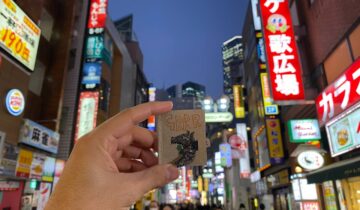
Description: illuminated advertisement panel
325,102,360,157
87,0,108,29
236,123,250,178
74,92,99,143
259,0,305,102
233,85,245,118
260,73,279,115
0,0,41,71
316,59,360,126
288,119,321,143
266,118,284,164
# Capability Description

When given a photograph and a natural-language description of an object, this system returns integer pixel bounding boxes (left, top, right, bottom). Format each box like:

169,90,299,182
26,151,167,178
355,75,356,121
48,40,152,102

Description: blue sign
265,105,279,115
82,62,101,87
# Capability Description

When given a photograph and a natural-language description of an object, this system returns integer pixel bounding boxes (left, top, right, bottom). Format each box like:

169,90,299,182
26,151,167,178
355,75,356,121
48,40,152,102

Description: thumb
132,164,179,194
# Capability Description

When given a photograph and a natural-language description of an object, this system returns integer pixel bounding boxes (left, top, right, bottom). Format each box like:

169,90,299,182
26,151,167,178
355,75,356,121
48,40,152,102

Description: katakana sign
316,59,360,126
259,0,305,102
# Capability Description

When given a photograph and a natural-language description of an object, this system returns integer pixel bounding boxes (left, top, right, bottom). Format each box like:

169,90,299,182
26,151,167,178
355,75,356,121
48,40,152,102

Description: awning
306,156,360,184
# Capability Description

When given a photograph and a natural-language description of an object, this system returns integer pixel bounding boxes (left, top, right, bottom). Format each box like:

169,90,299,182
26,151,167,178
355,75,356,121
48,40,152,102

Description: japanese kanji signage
82,62,102,89
87,0,108,30
260,73,279,115
326,103,360,157
15,149,33,178
266,118,284,164
0,0,41,71
260,0,305,102
316,59,360,126
19,119,60,154
85,35,104,59
75,91,99,143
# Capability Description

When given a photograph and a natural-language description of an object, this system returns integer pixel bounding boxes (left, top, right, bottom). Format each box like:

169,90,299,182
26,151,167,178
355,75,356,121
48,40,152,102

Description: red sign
259,0,305,102
87,0,108,29
316,59,360,126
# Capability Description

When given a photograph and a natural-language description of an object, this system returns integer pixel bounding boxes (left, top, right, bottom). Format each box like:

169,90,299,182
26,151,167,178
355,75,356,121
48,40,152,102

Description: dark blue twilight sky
108,0,249,99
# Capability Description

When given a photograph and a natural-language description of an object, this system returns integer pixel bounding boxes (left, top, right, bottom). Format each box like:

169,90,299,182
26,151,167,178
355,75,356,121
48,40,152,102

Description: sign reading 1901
0,0,41,71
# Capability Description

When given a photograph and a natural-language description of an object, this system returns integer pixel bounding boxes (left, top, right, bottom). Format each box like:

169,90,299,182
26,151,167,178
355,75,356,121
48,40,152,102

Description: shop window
28,62,46,96
324,40,353,83
39,9,54,41
349,24,360,60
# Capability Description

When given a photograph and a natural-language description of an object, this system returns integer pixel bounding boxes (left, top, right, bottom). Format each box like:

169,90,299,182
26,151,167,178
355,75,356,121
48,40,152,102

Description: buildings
239,0,360,210
222,36,244,100
0,0,83,209
0,0,148,208
165,81,205,110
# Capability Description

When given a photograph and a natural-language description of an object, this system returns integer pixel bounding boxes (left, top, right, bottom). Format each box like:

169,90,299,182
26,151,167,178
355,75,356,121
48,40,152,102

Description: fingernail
166,164,179,180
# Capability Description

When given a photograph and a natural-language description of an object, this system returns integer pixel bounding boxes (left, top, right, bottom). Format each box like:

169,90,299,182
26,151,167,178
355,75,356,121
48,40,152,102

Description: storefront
307,58,360,210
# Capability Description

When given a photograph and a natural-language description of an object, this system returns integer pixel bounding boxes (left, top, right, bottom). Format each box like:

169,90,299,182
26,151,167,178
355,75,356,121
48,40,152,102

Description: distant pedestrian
162,204,175,210
259,203,265,210
239,203,246,210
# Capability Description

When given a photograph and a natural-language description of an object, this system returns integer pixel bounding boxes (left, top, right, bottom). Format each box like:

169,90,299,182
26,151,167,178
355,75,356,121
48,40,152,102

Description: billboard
15,149,32,178
19,119,60,154
316,59,360,126
266,118,284,164
219,143,232,167
205,112,233,123
288,119,321,143
236,123,250,178
260,73,279,115
87,0,108,29
75,91,99,143
259,0,305,102
233,85,245,118
0,0,41,71
325,102,360,157
82,62,102,89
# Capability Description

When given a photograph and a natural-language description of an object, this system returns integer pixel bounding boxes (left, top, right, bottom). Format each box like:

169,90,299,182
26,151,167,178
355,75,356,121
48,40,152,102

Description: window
28,62,46,96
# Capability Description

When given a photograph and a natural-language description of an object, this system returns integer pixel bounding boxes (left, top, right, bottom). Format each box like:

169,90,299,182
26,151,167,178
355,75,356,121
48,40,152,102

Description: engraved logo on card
170,131,198,167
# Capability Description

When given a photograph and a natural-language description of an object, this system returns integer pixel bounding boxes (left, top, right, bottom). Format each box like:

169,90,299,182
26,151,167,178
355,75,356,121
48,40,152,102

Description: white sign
0,0,41,71
236,123,251,178
205,112,233,123
288,119,321,143
297,151,324,171
251,0,262,30
19,119,60,154
6,89,25,116
250,170,261,183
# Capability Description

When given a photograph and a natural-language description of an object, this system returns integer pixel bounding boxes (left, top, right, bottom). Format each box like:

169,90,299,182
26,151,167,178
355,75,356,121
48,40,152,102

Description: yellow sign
233,85,245,118
16,149,33,178
260,73,279,115
204,178,209,191
0,0,41,71
266,119,284,161
197,176,203,192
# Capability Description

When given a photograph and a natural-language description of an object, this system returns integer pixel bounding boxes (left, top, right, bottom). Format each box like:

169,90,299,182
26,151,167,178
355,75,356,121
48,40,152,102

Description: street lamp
217,95,230,112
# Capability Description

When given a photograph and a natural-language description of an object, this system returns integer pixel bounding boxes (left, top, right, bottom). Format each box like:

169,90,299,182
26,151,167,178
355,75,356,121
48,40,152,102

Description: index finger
98,101,173,138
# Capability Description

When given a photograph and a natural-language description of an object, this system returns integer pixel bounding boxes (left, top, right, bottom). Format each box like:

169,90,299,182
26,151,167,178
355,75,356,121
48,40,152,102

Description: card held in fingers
157,109,207,167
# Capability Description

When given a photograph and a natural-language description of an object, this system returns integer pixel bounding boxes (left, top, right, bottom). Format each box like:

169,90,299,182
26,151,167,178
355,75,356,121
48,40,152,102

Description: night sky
108,0,249,99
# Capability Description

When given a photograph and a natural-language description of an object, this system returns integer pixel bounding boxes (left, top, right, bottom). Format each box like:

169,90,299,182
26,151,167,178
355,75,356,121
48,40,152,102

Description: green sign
205,112,233,123
288,119,321,143
85,35,104,59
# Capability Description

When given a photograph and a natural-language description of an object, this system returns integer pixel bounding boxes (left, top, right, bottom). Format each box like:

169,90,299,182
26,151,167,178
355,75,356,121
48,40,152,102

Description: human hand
45,102,179,210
